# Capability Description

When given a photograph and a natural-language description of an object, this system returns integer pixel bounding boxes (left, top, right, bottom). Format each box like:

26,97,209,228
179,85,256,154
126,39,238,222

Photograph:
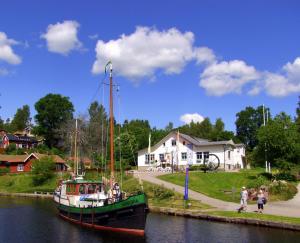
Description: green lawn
210,211,300,225
159,170,266,203
0,173,64,193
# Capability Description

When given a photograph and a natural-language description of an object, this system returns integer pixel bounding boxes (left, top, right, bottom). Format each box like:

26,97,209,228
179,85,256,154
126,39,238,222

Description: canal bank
1,192,300,232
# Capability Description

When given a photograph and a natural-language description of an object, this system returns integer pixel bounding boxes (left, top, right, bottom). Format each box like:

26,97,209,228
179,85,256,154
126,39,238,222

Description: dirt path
134,171,300,218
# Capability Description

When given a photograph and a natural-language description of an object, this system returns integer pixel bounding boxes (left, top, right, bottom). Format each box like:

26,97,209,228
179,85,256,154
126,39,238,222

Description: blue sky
0,0,299,131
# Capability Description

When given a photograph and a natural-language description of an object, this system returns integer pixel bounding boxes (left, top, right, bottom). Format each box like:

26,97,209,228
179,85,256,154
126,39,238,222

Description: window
88,184,96,194
196,152,202,163
183,141,186,145
145,154,150,164
159,154,164,162
204,152,209,161
17,164,24,172
163,142,165,147
228,151,231,159
150,154,155,162
79,184,85,194
181,152,187,160
172,140,176,146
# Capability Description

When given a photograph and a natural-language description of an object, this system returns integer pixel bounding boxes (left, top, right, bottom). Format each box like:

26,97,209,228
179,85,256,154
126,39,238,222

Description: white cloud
194,47,216,65
0,68,9,76
199,60,260,96
92,26,197,81
41,20,82,55
0,32,21,65
180,113,204,124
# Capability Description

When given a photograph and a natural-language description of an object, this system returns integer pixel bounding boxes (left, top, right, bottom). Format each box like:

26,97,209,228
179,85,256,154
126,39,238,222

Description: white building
137,131,246,171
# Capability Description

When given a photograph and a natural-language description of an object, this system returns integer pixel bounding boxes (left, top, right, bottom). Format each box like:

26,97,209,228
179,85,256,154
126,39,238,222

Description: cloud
92,26,199,81
180,113,204,124
41,20,82,55
0,32,21,65
194,47,216,65
199,60,260,96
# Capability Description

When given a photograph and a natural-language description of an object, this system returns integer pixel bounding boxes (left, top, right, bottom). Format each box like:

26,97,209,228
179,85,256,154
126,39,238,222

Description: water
0,197,299,243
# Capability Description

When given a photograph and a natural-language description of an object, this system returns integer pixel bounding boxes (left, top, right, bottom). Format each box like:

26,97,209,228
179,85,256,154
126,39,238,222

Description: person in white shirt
238,186,248,213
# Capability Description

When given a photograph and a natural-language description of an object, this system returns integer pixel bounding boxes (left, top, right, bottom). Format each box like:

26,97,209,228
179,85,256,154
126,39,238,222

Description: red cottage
0,153,68,173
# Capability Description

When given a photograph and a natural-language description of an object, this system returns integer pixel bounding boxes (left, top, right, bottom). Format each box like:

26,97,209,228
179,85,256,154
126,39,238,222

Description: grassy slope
0,173,62,193
159,169,298,202
159,170,261,202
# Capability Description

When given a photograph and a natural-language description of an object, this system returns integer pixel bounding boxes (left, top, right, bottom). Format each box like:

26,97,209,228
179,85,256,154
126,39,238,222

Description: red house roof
0,153,66,164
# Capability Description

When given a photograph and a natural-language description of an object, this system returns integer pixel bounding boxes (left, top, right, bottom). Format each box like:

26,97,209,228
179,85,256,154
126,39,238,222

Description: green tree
296,96,300,133
165,122,174,132
87,101,108,156
31,156,55,186
35,94,74,147
254,112,300,167
235,106,269,150
10,105,31,132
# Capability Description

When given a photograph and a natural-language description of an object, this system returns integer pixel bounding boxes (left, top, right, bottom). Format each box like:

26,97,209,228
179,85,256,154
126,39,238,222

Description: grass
159,170,262,203
159,169,298,203
210,211,300,225
0,173,66,193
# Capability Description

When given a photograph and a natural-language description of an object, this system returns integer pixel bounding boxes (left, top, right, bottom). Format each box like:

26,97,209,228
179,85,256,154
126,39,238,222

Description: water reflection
0,197,300,243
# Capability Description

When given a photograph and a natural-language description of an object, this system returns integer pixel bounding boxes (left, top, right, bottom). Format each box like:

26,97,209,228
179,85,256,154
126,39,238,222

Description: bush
152,184,174,200
246,175,269,189
274,172,296,182
268,180,298,200
31,156,55,186
0,168,9,175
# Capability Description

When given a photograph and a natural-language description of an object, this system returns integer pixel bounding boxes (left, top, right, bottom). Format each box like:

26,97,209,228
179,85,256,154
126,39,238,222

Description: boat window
88,184,96,194
79,184,85,194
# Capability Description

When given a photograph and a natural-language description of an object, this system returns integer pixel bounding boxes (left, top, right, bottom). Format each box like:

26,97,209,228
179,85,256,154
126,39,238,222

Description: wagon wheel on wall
204,153,220,171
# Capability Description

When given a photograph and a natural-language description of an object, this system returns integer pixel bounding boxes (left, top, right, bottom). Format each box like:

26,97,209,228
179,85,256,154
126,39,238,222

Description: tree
31,156,55,186
254,112,300,167
165,122,174,132
10,105,31,132
87,102,108,156
34,94,74,147
235,106,269,150
296,96,300,133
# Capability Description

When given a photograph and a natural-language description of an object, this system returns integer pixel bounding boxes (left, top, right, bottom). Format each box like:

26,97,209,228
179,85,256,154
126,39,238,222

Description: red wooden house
0,153,68,173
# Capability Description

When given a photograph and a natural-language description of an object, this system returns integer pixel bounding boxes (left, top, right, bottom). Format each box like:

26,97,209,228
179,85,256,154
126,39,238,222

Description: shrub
31,156,55,186
268,180,297,200
152,184,174,200
0,168,9,175
274,172,296,182
246,175,269,189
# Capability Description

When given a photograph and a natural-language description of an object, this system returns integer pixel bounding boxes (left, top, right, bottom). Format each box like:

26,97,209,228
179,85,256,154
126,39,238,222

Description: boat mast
109,62,114,186
74,119,78,176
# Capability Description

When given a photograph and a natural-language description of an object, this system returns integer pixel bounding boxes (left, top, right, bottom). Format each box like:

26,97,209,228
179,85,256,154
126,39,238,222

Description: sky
0,0,299,131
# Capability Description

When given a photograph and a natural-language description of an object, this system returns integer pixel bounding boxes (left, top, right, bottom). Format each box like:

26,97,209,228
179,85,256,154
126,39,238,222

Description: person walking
257,189,265,213
238,186,248,213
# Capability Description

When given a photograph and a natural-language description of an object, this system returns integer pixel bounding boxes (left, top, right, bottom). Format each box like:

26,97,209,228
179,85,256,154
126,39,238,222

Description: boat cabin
62,180,104,196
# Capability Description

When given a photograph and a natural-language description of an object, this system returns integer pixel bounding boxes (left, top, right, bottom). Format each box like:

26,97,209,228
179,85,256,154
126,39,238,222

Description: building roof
0,153,66,164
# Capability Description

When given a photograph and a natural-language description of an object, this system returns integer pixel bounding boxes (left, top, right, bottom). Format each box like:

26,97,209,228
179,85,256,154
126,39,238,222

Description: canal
0,197,299,243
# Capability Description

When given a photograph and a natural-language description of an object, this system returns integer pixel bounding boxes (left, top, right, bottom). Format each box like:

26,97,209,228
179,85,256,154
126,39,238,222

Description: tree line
1,93,300,169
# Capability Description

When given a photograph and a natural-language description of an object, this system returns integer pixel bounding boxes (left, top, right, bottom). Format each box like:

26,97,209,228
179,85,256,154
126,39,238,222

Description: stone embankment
0,192,52,198
149,206,300,231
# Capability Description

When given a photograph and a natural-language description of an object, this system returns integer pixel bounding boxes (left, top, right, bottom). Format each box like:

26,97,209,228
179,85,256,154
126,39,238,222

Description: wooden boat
53,62,148,236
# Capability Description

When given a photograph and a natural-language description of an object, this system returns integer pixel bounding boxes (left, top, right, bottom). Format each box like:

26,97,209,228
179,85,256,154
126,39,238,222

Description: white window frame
17,164,24,172
171,140,176,146
196,152,202,163
181,152,187,160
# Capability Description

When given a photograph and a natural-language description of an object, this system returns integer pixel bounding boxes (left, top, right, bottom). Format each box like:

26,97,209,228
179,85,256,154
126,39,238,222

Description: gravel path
134,171,300,218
